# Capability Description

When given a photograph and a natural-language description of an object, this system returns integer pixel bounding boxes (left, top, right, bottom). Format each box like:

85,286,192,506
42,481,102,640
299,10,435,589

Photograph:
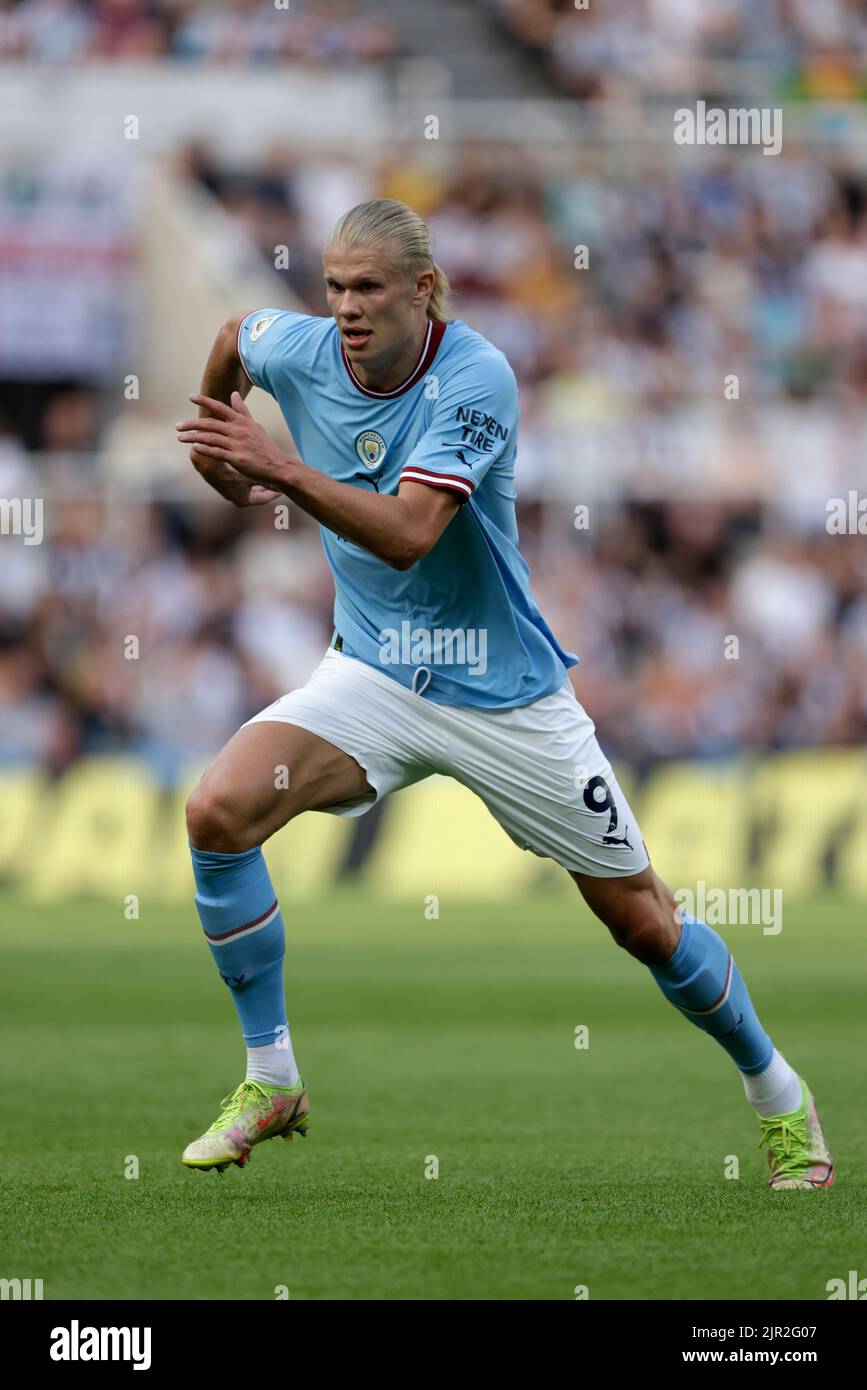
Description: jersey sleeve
237,308,304,395
399,352,518,504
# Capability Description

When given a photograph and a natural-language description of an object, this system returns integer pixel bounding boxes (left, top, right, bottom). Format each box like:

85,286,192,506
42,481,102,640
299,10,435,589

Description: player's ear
414,267,435,307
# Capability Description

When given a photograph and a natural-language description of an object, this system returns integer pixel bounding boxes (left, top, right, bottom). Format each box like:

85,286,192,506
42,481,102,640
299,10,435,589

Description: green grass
0,889,864,1300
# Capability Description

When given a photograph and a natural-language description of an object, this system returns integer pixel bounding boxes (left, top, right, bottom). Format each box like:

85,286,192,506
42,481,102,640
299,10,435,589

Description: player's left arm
177,390,458,570
176,355,516,569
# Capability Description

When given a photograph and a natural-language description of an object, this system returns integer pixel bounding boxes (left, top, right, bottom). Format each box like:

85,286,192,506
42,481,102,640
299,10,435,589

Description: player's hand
177,392,291,494
186,449,281,507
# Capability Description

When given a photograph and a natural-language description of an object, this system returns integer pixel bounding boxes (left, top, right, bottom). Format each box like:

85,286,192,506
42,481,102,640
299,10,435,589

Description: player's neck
351,318,430,393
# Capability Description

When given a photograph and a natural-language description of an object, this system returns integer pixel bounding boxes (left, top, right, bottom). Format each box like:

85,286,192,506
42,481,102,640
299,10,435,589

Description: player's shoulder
444,316,516,375
441,319,517,387
238,307,336,391
239,307,333,350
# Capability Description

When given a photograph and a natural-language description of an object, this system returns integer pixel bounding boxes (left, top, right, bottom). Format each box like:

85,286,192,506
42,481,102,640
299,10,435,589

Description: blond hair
327,197,451,321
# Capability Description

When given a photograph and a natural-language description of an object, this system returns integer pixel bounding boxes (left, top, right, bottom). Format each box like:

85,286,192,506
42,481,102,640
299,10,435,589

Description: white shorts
245,648,649,878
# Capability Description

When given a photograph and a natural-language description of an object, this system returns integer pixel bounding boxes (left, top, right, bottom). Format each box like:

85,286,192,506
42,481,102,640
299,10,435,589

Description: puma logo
602,828,633,850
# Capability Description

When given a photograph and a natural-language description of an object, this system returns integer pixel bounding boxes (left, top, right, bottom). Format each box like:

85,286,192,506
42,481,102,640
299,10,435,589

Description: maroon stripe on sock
205,899,279,943
684,954,733,1016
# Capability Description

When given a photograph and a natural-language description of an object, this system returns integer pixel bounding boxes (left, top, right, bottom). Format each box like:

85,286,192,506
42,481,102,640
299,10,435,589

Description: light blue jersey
238,308,577,708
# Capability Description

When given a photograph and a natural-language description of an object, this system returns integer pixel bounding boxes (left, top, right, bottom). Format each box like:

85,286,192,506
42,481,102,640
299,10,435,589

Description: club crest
249,315,278,342
355,430,387,470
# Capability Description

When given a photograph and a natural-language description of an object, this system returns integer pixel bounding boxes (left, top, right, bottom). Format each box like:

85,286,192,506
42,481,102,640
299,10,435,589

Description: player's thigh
445,679,649,877
186,720,374,851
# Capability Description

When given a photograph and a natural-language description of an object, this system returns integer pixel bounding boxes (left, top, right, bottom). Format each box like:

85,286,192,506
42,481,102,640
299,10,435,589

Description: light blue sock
649,914,774,1075
190,844,287,1049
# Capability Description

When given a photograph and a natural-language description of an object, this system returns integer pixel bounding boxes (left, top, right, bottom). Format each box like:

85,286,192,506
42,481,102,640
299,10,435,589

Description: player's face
323,245,429,371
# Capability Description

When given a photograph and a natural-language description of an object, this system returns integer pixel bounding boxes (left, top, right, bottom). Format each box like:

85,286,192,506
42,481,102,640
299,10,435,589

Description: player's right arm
185,315,280,508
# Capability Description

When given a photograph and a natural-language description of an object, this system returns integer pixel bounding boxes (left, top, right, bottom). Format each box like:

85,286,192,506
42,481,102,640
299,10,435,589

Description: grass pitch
1,889,863,1300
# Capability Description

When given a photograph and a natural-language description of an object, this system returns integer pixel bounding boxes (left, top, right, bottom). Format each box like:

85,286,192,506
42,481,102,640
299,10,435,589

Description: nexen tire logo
50,1321,152,1370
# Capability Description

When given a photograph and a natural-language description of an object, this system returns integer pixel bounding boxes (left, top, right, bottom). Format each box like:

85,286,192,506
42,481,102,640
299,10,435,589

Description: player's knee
615,909,669,965
614,881,679,965
186,782,247,853
584,871,679,964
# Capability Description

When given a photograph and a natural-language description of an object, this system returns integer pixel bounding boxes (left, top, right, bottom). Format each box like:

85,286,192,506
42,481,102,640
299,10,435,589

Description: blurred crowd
0,0,394,65
3,0,867,775
538,503,867,765
5,131,867,773
3,462,867,776
490,0,867,101
180,137,867,497
5,0,866,90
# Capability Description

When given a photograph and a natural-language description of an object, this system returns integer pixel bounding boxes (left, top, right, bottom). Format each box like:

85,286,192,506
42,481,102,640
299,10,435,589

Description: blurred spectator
2,490,867,776
488,0,867,101
3,3,867,776
0,0,395,65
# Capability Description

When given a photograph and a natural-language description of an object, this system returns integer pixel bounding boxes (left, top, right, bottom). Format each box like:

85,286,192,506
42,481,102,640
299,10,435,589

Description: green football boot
182,1077,309,1173
758,1077,834,1190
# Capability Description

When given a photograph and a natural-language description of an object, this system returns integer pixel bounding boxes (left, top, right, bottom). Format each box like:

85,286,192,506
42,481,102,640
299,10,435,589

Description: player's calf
575,863,774,1073
182,719,373,1154
572,863,835,1187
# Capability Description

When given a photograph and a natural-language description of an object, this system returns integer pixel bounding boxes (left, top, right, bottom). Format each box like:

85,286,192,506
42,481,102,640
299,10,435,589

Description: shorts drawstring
411,666,432,697
334,634,430,699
